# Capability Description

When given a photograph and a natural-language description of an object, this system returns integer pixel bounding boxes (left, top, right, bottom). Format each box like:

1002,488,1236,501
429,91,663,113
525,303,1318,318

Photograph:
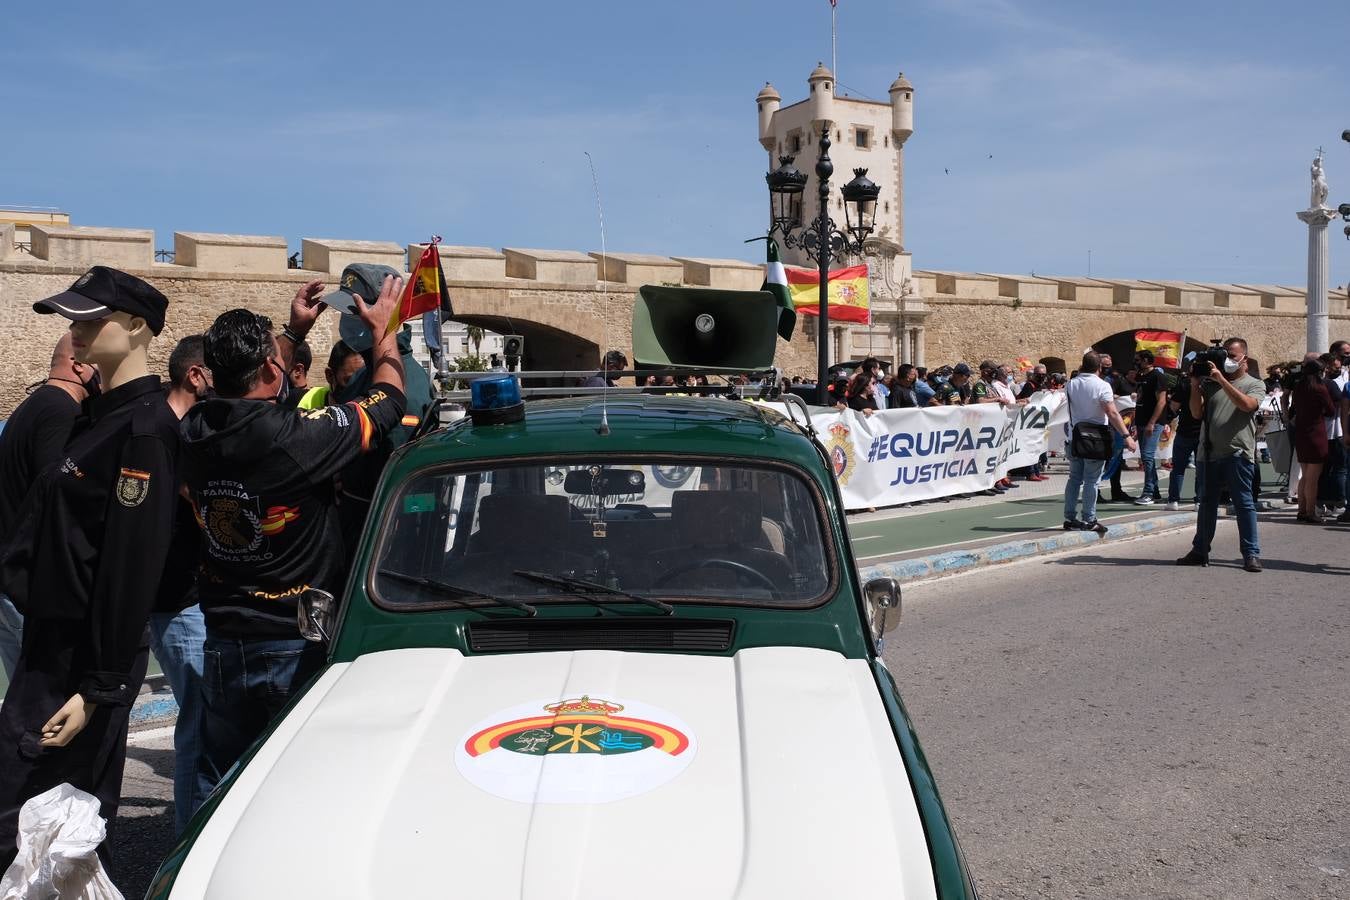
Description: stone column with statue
1297,152,1336,355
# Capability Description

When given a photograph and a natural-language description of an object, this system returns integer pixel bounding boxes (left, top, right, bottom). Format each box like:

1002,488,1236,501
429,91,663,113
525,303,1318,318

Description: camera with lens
1190,346,1228,377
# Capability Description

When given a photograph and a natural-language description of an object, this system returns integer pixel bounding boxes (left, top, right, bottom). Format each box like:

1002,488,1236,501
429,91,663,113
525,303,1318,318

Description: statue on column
1311,154,1329,209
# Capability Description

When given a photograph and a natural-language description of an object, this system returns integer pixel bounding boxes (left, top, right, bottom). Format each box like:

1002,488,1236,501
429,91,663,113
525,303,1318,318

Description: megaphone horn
631,285,780,371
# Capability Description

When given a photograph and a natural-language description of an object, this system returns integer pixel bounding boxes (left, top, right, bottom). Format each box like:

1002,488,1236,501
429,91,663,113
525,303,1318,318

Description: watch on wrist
281,325,306,344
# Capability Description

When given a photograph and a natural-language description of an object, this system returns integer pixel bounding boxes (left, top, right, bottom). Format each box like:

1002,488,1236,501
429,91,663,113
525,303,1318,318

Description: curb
859,512,1195,585
131,689,179,730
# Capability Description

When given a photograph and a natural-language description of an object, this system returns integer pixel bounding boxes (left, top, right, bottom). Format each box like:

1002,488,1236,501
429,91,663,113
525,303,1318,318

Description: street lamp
766,128,881,404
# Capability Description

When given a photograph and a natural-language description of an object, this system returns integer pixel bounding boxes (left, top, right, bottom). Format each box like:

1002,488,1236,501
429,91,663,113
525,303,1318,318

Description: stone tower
756,64,915,263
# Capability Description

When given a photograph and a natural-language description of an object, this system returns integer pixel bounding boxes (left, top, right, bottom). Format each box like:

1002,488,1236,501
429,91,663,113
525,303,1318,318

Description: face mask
1223,356,1240,374
82,370,102,398
935,375,949,385
1005,375,1015,385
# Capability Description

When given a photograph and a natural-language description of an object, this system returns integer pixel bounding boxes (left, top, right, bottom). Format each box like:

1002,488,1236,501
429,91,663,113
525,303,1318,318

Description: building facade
756,65,930,368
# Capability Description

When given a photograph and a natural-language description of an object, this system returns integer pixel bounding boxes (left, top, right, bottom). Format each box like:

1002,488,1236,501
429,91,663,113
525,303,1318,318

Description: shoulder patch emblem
116,467,151,507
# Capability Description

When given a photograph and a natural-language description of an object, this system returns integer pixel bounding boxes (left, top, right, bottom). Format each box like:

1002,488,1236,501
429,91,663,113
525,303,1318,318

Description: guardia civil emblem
455,695,695,804
826,421,857,485
115,467,150,507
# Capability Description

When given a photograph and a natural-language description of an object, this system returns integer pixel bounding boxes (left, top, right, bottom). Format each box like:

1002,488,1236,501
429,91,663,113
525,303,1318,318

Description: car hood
171,647,937,900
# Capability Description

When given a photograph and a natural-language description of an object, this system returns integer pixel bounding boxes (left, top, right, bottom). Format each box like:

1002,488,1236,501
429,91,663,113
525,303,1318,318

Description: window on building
884,201,890,213
884,135,889,148
789,134,801,153
855,128,870,149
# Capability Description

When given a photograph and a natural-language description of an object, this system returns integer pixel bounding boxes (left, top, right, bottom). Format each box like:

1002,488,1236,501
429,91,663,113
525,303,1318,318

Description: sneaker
1109,492,1135,503
1165,501,1181,511
1133,496,1156,506
1243,556,1262,573
1063,519,1086,530
1082,519,1108,535
1175,551,1209,566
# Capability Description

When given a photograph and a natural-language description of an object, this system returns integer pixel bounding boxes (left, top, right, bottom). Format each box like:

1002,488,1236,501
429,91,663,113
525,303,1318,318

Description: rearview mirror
863,577,902,648
563,467,646,496
298,588,336,643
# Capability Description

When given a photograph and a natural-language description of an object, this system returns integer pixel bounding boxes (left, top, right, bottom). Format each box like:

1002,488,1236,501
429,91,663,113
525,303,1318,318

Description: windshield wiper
378,568,537,616
511,570,674,615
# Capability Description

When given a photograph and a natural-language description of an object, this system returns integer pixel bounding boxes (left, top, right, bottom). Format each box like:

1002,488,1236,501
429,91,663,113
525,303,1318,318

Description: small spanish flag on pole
785,264,871,324
387,236,453,336
1134,329,1183,369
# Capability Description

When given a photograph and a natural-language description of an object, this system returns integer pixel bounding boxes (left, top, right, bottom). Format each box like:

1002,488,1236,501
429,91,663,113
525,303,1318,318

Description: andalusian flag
761,238,796,340
1134,329,1183,369
387,238,453,336
785,264,870,324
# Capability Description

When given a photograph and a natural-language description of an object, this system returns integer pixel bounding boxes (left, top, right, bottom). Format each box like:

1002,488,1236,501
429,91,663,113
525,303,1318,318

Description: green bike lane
847,469,1197,563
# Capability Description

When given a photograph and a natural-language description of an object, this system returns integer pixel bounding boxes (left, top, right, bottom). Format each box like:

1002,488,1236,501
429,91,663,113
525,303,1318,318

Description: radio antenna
585,150,612,435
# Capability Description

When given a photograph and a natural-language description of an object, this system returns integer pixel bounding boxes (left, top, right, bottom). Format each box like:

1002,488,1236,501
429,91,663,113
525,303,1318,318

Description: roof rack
411,366,822,441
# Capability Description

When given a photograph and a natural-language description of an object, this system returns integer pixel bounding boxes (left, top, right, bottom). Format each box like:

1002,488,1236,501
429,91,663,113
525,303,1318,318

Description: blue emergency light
468,374,525,425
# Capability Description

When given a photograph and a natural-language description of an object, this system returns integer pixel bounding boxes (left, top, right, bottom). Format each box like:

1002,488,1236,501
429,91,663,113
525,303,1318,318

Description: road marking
994,510,1046,519
127,724,175,745
851,535,886,542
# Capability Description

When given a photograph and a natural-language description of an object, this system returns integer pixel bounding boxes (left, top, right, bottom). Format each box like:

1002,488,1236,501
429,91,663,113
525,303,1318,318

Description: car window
372,459,832,608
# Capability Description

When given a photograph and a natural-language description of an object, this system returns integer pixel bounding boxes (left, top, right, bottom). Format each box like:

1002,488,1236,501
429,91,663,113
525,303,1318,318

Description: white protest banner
804,392,1068,510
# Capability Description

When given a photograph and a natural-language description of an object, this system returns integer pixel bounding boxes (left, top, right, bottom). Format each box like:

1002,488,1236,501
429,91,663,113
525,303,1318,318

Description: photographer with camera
1176,338,1266,572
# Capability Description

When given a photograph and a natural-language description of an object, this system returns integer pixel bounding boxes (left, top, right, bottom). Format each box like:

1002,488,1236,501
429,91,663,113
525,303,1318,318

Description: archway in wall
1091,329,1209,372
1039,356,1067,375
449,315,599,384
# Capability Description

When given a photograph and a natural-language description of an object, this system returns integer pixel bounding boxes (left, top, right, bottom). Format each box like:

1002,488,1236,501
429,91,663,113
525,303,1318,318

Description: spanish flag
387,239,453,336
1134,329,1183,369
785,264,870,324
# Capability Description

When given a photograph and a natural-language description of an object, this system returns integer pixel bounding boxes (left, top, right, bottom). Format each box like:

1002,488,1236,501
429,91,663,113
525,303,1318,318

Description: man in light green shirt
1177,337,1266,572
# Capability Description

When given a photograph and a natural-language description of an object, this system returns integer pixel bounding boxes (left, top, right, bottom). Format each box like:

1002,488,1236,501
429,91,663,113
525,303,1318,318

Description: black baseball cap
321,263,401,317
34,266,169,335
952,362,973,376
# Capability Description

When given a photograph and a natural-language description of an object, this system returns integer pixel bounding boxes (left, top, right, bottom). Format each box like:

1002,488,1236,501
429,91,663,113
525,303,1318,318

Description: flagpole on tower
830,0,837,84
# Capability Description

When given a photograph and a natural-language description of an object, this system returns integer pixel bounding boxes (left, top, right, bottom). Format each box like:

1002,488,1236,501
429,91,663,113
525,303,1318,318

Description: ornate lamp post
766,129,882,404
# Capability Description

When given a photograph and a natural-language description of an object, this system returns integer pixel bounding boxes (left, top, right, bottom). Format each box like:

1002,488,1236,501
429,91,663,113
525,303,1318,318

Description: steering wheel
653,559,783,602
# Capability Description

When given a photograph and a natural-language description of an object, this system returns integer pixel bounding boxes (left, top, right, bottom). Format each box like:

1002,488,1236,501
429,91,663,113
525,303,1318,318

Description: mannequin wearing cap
0,267,181,871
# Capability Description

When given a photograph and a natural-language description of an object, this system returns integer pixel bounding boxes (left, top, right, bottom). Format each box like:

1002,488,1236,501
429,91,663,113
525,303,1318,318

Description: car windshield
372,459,833,609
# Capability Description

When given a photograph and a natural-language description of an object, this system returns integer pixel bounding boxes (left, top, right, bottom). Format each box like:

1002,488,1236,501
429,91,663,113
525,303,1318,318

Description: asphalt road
881,514,1350,899
107,513,1347,899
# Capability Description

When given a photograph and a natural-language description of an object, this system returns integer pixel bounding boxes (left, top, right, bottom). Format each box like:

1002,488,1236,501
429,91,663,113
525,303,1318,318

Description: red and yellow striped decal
465,714,689,757
348,402,374,451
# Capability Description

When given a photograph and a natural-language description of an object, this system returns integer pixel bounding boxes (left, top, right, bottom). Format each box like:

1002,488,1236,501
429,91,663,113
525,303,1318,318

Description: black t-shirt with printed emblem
179,384,406,638
0,375,180,706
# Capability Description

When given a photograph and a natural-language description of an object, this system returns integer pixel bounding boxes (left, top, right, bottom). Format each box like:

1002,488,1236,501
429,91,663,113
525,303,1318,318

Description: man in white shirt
1063,351,1137,532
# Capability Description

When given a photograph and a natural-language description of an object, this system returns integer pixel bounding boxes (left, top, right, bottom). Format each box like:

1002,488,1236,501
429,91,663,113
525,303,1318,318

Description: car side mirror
863,577,902,648
298,589,336,643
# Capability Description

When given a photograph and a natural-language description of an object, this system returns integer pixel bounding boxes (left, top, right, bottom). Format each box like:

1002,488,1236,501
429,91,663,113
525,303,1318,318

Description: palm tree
466,325,484,355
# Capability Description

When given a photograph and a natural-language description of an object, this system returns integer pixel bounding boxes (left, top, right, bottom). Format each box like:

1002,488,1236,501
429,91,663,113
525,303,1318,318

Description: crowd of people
0,263,435,876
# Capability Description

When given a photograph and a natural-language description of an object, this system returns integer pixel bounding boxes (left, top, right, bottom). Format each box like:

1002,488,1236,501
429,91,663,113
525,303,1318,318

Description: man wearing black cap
583,350,629,388
312,264,436,548
0,266,181,871
179,273,408,809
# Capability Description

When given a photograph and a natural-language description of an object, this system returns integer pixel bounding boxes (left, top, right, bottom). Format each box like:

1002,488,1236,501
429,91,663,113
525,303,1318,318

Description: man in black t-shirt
1097,353,1134,502
1166,373,1204,509
1132,350,1170,504
0,334,97,680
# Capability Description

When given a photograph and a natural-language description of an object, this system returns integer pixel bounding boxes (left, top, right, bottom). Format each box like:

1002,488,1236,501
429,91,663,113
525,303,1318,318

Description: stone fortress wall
1,221,1346,415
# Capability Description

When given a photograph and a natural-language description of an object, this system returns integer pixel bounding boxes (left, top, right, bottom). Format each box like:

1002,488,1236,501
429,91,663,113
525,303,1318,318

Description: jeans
1167,431,1204,504
1063,454,1107,523
194,635,325,814
1139,425,1164,498
0,595,21,687
147,605,205,834
1192,454,1260,559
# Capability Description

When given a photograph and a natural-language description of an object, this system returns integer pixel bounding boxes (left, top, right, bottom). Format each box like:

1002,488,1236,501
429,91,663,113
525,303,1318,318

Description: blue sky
3,0,1348,285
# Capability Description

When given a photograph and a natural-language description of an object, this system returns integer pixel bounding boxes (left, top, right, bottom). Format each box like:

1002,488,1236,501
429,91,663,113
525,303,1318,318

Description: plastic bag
0,783,123,900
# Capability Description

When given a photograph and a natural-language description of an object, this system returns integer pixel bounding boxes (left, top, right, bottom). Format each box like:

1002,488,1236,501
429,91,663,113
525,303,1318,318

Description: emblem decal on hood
455,696,696,804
